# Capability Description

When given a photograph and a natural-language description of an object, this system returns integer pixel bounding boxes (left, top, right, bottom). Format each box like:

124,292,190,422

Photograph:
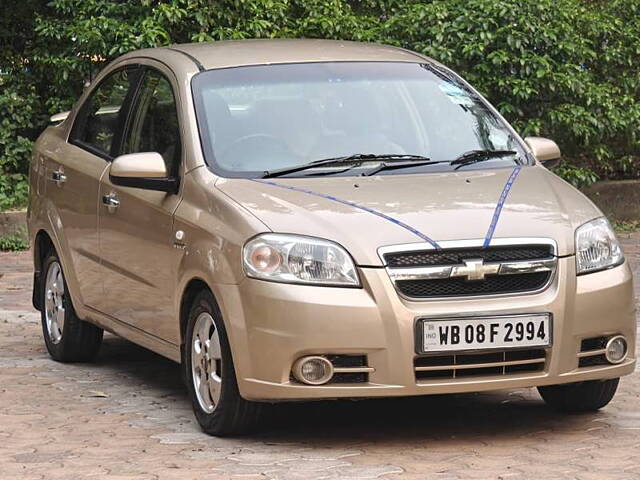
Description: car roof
167,38,428,71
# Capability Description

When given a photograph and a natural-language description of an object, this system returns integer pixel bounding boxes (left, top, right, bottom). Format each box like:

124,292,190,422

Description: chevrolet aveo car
28,39,636,436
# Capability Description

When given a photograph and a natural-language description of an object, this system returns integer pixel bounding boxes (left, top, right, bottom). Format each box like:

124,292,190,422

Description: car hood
216,166,602,266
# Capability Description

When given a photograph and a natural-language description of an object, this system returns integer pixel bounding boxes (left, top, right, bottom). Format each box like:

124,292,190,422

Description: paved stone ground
1,232,638,480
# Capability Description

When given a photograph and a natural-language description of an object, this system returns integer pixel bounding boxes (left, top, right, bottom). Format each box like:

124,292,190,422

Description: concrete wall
583,180,640,222
0,211,27,236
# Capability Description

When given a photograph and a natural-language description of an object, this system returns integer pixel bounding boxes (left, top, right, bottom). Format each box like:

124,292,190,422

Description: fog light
292,356,334,385
605,335,627,364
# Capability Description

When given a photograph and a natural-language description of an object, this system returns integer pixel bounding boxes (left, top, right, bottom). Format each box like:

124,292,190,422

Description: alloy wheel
191,312,223,413
44,261,65,344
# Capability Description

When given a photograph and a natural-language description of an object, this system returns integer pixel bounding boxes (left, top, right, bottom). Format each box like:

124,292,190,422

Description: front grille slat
580,336,608,352
396,272,550,298
385,245,553,268
415,348,546,380
578,336,610,368
579,354,608,368
415,357,544,371
383,243,555,298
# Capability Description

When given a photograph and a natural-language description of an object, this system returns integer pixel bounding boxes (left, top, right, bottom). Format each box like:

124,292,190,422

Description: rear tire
184,289,264,436
538,378,619,412
40,249,103,362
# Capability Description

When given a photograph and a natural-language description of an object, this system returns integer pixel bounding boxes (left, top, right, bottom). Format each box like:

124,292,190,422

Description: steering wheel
218,133,295,170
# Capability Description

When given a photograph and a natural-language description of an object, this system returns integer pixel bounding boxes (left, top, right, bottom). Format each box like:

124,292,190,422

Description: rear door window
71,67,139,158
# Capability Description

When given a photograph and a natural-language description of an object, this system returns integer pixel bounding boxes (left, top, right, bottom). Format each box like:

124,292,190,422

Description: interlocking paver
0,231,638,479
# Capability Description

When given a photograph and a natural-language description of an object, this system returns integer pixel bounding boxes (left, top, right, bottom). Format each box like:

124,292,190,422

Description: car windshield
191,62,527,178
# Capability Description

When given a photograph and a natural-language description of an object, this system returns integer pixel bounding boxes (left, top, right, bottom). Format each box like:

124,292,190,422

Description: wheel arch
179,277,212,358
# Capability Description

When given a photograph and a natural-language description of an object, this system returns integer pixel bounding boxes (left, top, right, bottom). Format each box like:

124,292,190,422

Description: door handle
102,193,120,213
51,169,67,187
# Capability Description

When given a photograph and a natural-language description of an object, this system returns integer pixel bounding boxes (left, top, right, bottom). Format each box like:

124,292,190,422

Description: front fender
172,167,269,359
173,167,269,286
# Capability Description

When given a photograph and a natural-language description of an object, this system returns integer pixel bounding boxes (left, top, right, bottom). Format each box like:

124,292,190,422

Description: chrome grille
326,354,370,383
578,336,610,368
380,239,557,299
397,272,549,298
414,348,547,380
385,245,554,268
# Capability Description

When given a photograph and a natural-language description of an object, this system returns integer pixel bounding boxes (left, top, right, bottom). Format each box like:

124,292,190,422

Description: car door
45,66,140,309
96,66,183,343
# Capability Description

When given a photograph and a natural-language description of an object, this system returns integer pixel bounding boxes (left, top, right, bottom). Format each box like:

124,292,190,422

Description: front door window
123,70,181,176
71,68,138,157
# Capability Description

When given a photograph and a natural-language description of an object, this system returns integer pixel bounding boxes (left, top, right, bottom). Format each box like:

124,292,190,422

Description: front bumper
215,257,636,401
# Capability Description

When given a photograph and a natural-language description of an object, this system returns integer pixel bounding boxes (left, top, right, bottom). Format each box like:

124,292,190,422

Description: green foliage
554,164,600,189
0,0,44,210
1,0,639,210
613,220,640,234
0,79,35,210
0,228,29,252
382,0,640,180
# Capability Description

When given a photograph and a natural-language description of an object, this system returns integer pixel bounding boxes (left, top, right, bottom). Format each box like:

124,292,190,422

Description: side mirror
49,111,70,125
110,152,178,193
524,137,562,168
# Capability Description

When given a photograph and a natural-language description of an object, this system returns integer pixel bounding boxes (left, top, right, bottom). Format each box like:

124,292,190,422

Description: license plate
419,314,552,353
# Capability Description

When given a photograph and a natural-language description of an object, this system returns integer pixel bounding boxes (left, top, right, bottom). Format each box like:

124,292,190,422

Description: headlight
575,217,624,275
243,233,360,286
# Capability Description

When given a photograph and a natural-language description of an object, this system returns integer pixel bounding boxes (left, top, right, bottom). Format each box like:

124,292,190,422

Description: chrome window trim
378,238,558,301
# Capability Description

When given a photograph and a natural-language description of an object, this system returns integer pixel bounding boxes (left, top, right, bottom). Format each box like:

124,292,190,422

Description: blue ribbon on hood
250,166,522,251
483,166,522,247
251,179,441,249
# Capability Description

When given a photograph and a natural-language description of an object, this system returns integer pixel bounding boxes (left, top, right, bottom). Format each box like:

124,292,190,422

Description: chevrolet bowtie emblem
450,258,500,281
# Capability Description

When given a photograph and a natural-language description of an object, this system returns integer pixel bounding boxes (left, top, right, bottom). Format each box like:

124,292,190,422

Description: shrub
381,0,640,182
0,0,43,210
0,228,29,251
0,80,36,210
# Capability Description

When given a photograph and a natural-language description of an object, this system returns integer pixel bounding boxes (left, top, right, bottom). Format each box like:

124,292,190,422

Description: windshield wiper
449,149,518,170
363,159,440,176
262,153,433,178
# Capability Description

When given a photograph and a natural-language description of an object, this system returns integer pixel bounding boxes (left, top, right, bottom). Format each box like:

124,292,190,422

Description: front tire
40,249,103,362
184,290,263,436
538,378,619,412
